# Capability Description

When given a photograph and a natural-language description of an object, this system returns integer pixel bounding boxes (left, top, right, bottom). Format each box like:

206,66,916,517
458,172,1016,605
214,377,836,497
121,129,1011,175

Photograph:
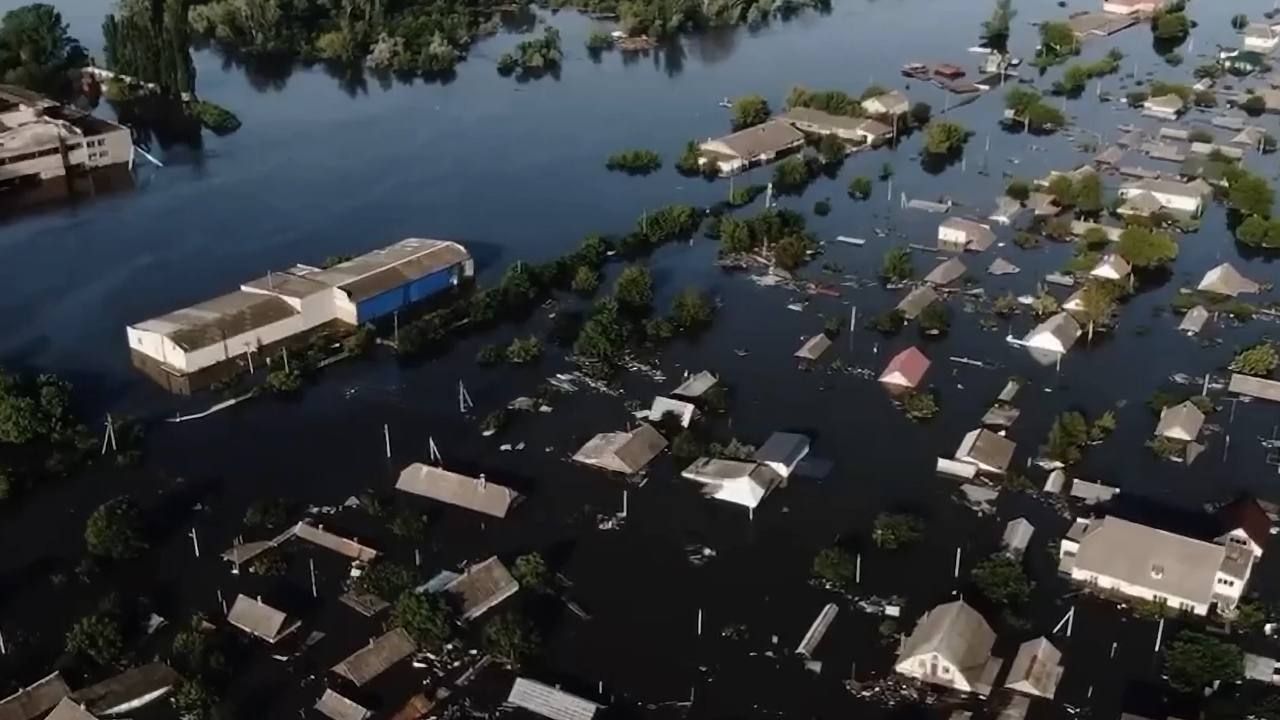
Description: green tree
102,0,197,95
816,134,845,165
923,120,970,155
1117,227,1178,268
512,553,549,591
571,266,600,296
171,679,216,720
971,554,1032,606
85,496,146,559
606,149,662,174
357,561,418,599
1165,632,1243,692
1228,170,1274,217
483,611,539,668
1005,179,1030,201
1039,21,1077,58
908,101,932,126
505,336,543,364
675,140,702,175
574,298,629,366
880,247,913,283
902,391,939,420
1153,10,1190,40
812,546,855,589
772,155,817,193
872,512,924,549
1241,94,1267,116
730,94,771,130
1230,343,1278,376
848,176,873,200
771,235,810,271
614,265,654,311
1236,215,1271,247
1042,411,1089,464
392,590,452,649
66,611,124,666
918,301,950,336
1005,86,1042,116
170,616,227,679
671,288,713,331
0,4,87,93
981,0,1016,50
1232,13,1249,30
1073,172,1104,214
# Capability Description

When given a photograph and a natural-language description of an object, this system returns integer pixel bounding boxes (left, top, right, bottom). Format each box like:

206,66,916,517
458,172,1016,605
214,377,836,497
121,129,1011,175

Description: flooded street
2,0,1280,717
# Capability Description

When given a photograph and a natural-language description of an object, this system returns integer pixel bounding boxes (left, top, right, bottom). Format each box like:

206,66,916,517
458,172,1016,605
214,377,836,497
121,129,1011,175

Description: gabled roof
925,257,967,286
897,600,996,679
1024,312,1082,354
778,106,864,133
572,424,667,474
1118,190,1164,216
988,257,1020,275
1072,517,1227,607
1090,253,1131,280
702,120,805,160
1155,401,1205,441
314,689,371,720
227,595,298,642
681,458,782,509
507,678,601,720
671,370,718,398
1144,93,1185,113
1218,497,1272,550
1178,305,1209,334
1198,263,1261,297
1004,637,1063,699
794,333,832,360
442,556,520,621
955,429,1015,472
1002,518,1036,553
897,285,939,319
879,346,931,388
395,463,521,518
332,628,417,686
0,673,71,720
862,90,910,114
650,396,697,427
940,217,997,250
43,699,97,720
70,664,179,716
293,521,379,561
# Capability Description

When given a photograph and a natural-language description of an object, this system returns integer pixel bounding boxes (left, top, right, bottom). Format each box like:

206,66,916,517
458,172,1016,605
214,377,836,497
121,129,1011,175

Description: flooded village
8,0,1280,719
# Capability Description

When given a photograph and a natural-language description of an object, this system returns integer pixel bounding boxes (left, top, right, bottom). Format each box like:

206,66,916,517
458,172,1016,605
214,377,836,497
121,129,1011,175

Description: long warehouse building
126,238,473,393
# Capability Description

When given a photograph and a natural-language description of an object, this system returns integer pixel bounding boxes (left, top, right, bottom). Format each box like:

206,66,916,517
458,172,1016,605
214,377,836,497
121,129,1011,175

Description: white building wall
332,288,359,325
126,327,188,370
938,226,969,248
895,653,970,692
1068,568,1210,615
86,126,133,168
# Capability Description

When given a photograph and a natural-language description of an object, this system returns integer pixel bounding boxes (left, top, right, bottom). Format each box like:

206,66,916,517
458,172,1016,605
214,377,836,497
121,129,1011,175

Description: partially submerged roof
293,520,379,561
506,678,601,720
304,238,471,303
778,106,864,133
315,689,371,720
754,432,810,473
131,290,298,352
43,699,97,720
879,346,931,388
1068,478,1119,504
395,463,521,518
1178,305,1209,334
671,370,718,398
701,120,805,159
443,556,520,621
1144,93,1185,113
572,423,667,474
939,218,996,251
650,396,697,427
794,333,832,361
1155,401,1205,441
981,404,1020,428
1230,373,1280,402
0,673,71,720
332,628,417,686
897,600,996,677
896,285,939,319
1024,312,1082,354
1073,517,1226,607
955,429,1015,472
1002,517,1036,553
988,257,1020,275
1198,263,1261,297
1004,637,1063,699
681,458,782,509
925,257,967,286
70,664,179,716
1090,253,1131,280
227,594,298,643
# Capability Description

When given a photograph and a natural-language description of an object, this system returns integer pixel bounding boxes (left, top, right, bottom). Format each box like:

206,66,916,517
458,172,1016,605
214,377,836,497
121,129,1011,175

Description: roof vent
1150,564,1165,579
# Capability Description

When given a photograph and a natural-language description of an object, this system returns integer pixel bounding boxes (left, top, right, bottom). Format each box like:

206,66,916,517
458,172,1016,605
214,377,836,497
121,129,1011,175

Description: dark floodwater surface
3,1,1280,718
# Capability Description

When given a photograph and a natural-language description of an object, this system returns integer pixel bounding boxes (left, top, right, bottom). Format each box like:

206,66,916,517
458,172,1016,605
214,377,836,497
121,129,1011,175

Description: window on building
1178,602,1194,612
99,150,108,158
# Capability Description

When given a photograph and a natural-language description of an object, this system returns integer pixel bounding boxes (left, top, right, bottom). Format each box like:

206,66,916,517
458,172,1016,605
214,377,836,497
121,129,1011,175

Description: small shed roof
227,595,298,642
1004,637,1063,699
1178,305,1209,334
395,464,521,518
879,346,931,388
794,333,832,361
1156,400,1205,441
443,556,520,621
331,628,417,686
955,429,1016,472
1002,518,1035,554
315,690,371,720
671,370,718,398
572,424,667,474
981,404,1021,428
1198,263,1261,297
988,257,1020,275
896,286,939,319
507,678,601,720
925,257,967,286
0,673,71,720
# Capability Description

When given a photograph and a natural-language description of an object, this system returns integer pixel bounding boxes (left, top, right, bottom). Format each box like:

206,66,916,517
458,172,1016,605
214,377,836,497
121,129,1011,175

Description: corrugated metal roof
507,678,600,720
228,595,295,642
293,521,379,561
396,464,520,518
70,664,179,715
444,556,520,620
133,290,299,352
332,628,417,686
306,239,471,303
573,424,667,474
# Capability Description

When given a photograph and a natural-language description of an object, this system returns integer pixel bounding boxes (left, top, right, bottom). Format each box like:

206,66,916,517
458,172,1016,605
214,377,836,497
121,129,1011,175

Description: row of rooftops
699,90,909,161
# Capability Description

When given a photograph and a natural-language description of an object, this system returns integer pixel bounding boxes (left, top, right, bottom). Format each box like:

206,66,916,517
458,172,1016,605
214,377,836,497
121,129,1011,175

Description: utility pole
383,424,392,459
101,413,117,454
282,347,290,374
310,558,318,598
189,528,200,558
429,436,442,465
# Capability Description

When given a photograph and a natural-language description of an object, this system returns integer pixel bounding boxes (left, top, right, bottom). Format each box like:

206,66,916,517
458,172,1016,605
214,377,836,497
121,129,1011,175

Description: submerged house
440,556,520,621
227,594,300,643
0,672,71,720
1178,305,1209,335
954,429,1015,474
925,257,967,286
1089,254,1132,281
45,699,99,720
1023,312,1082,355
1198,263,1261,297
671,370,718,399
754,432,810,479
879,346,931,389
698,121,805,176
1142,94,1186,121
396,463,521,518
572,423,667,474
938,218,996,252
69,664,180,716
779,107,893,145
1003,637,1064,699
681,458,783,510
1059,516,1253,615
897,286,940,320
1002,518,1035,558
1244,23,1280,52
861,90,910,117
507,678,602,720
332,628,417,687
314,690,371,720
989,196,1024,226
1155,400,1205,442
1118,178,1210,216
794,333,832,362
894,600,999,695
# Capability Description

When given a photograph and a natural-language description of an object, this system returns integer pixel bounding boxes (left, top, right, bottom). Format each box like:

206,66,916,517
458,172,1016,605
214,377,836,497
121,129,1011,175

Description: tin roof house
507,678,601,720
894,599,1000,695
69,664,180,716
0,673,71,720
331,628,416,686
439,556,520,621
681,458,784,510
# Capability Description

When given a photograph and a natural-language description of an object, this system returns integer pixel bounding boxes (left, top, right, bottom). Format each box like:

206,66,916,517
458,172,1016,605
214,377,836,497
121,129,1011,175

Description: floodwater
3,0,1280,717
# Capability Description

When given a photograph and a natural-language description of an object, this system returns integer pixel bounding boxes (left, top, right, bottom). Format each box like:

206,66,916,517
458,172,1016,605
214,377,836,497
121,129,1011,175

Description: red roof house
879,346,931,389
